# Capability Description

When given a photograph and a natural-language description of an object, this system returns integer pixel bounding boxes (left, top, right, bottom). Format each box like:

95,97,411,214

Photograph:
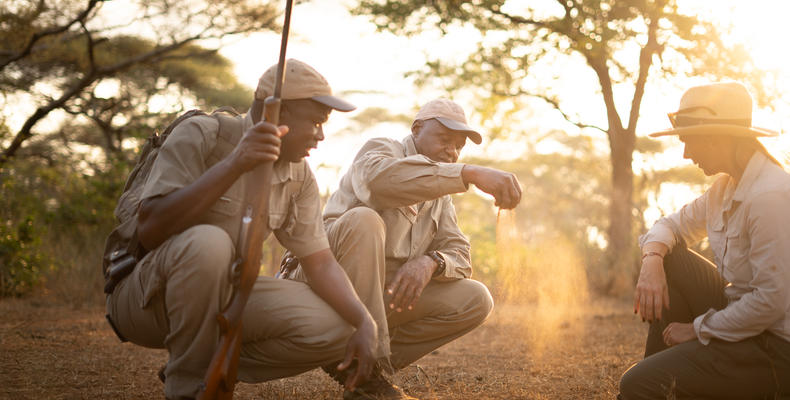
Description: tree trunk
605,127,636,295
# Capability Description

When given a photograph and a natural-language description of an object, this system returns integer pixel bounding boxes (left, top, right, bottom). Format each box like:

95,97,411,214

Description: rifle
197,0,294,398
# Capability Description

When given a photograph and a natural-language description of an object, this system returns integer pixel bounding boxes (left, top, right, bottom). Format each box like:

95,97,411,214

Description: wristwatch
427,251,446,277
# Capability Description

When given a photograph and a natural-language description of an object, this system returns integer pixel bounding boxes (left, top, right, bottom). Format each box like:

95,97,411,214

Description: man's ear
278,100,291,124
411,119,422,136
250,99,264,123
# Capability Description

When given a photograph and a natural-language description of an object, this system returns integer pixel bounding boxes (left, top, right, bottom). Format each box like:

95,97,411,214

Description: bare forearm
461,164,522,209
641,241,669,258
137,158,242,250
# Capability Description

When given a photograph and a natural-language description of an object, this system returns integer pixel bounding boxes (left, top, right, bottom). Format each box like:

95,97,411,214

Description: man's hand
337,317,378,391
386,255,436,312
461,165,522,209
663,322,696,346
228,121,288,173
634,254,670,322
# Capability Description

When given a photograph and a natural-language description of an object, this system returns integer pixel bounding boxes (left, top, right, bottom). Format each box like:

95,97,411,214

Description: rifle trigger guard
229,258,243,287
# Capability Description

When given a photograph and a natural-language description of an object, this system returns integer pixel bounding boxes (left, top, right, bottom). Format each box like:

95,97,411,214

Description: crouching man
105,60,377,399
286,98,522,399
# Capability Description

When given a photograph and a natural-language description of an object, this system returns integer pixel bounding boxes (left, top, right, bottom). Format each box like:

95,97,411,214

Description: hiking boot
342,372,418,400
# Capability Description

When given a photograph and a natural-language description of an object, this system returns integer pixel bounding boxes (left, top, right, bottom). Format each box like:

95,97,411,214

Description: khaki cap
415,98,483,145
650,82,777,138
256,59,355,112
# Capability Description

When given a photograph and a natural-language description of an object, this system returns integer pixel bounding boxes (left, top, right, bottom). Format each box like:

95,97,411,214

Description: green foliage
0,154,126,298
0,0,281,300
0,217,51,297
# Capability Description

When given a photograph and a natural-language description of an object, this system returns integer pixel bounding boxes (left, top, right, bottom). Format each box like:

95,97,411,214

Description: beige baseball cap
414,98,483,144
255,59,355,112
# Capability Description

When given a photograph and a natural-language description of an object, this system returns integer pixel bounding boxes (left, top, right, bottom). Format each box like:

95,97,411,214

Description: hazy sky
220,0,790,197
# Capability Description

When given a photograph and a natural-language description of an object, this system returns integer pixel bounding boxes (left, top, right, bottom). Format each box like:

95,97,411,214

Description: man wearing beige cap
619,82,790,399
284,98,522,399
104,59,378,399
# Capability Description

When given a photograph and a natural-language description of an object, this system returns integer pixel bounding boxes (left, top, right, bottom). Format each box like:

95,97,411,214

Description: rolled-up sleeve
350,139,467,210
639,184,712,250
694,191,790,344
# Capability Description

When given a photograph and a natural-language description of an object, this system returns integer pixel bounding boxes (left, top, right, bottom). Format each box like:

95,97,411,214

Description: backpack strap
208,108,244,165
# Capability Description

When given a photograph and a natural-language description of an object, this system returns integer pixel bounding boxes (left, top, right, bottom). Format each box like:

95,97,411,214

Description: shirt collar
402,135,418,157
732,152,768,202
722,152,769,212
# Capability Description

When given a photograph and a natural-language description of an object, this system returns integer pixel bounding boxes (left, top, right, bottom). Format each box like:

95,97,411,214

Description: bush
0,156,124,301
0,216,53,296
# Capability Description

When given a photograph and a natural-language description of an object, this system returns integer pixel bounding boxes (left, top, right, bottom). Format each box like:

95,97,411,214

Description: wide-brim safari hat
414,98,483,144
650,82,778,138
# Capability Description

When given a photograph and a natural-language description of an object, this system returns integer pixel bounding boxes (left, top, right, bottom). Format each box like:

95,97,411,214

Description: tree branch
80,21,97,75
0,33,204,166
0,0,102,71
512,89,608,134
626,8,663,133
586,56,623,140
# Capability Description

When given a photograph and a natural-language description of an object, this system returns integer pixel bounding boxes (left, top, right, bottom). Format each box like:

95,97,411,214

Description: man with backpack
104,59,379,400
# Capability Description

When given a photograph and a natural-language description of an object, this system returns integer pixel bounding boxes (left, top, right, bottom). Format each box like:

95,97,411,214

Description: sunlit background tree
353,0,779,293
1,0,785,302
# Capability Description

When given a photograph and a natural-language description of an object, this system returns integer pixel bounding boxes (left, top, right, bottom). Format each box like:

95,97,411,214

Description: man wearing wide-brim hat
619,82,790,399
282,98,522,399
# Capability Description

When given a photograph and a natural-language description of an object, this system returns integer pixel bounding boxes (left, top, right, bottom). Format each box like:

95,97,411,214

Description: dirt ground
0,295,645,399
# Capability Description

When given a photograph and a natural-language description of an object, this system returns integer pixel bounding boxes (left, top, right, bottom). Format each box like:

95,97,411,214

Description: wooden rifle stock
198,1,292,397
198,100,281,400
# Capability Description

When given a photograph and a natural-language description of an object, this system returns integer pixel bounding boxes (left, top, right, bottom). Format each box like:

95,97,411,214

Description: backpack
102,107,240,294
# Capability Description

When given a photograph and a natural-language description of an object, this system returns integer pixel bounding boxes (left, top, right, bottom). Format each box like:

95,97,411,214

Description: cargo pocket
135,253,164,309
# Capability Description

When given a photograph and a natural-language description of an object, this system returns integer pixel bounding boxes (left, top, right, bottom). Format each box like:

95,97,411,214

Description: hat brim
435,116,483,145
649,124,778,138
312,95,356,112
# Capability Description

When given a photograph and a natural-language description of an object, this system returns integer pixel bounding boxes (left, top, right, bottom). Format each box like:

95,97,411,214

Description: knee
619,362,650,400
170,224,233,282
339,207,386,241
438,279,494,326
466,280,494,323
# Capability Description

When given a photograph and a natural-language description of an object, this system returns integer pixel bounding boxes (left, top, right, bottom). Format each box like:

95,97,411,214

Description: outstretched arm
460,164,522,210
350,138,521,210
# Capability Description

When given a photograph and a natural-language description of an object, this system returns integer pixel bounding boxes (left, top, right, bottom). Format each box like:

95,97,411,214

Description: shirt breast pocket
268,194,298,235
723,232,751,283
210,195,241,217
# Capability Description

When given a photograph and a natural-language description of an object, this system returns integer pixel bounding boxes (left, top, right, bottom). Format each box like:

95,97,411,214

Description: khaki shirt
141,112,329,258
641,152,790,344
324,136,472,280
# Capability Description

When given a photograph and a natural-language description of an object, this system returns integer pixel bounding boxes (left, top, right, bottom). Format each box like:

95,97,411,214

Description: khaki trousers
292,207,494,370
106,225,353,399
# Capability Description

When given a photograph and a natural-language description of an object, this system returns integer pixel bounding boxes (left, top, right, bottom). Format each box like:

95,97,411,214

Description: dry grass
0,294,645,399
